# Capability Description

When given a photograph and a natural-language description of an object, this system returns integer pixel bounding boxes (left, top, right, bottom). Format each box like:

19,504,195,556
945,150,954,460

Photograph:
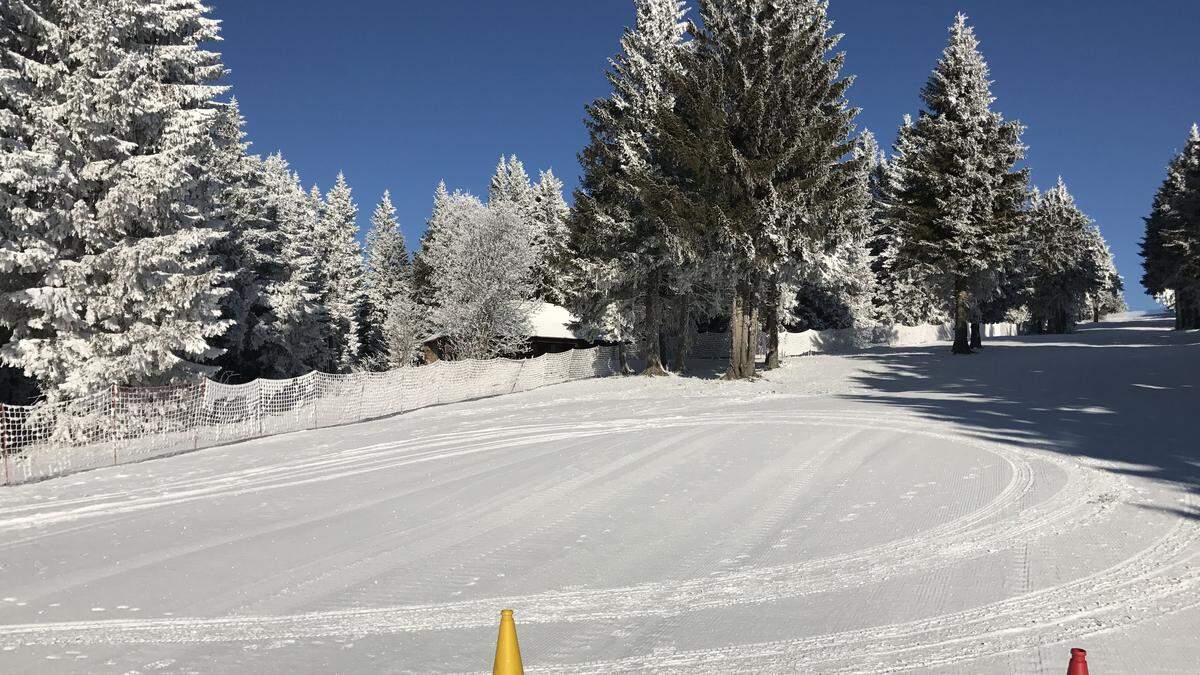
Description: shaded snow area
1,317,1198,674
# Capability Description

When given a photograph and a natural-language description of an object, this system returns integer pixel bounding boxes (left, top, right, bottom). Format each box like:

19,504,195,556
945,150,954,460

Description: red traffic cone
1067,648,1089,675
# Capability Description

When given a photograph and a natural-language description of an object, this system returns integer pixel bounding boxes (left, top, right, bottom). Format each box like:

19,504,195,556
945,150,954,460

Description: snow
526,302,585,340
0,316,1198,673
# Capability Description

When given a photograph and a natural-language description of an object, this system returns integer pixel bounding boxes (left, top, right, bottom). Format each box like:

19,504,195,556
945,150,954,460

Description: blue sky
209,1,1200,311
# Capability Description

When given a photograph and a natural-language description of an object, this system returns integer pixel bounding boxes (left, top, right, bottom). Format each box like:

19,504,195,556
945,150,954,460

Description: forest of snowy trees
0,0,1141,404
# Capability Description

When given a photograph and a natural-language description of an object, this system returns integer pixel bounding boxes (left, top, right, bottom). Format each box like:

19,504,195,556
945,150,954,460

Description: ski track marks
3,409,1177,674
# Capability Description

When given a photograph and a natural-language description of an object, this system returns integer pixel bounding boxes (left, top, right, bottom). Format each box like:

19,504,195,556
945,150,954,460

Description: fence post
110,384,118,466
1,403,9,486
509,359,527,394
257,381,264,438
193,380,206,451
310,374,320,430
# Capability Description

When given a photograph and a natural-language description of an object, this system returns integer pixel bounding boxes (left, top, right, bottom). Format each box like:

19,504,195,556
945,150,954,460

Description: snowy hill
0,316,1197,673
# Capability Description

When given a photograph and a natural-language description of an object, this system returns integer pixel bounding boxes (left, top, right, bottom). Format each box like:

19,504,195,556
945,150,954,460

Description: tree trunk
1049,306,1071,334
951,284,972,354
764,278,781,370
617,344,634,375
1093,303,1101,324
723,280,759,380
670,297,692,375
1179,288,1199,330
641,272,668,376
969,321,983,350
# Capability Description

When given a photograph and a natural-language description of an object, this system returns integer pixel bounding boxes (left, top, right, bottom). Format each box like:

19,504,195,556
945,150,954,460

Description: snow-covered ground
1,316,1197,674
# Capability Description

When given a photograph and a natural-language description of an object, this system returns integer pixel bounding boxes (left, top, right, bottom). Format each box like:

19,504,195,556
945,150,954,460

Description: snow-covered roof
525,302,585,340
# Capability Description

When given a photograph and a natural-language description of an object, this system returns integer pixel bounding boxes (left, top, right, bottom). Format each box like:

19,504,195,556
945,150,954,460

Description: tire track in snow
0,413,1129,649
220,425,723,616
542,494,1200,674
0,421,660,537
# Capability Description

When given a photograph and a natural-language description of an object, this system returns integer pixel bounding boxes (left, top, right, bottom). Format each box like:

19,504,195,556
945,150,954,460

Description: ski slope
1,316,1198,674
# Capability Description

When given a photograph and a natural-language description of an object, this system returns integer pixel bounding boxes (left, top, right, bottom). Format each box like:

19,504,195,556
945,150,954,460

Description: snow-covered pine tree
1141,125,1200,330
872,117,948,327
785,132,878,339
661,0,861,377
378,292,424,368
2,0,231,400
207,98,285,379
862,131,897,325
571,0,692,377
411,180,451,307
257,153,329,375
1085,226,1126,323
488,155,537,210
363,190,419,369
488,157,576,305
314,173,367,372
0,0,72,402
1021,179,1104,334
423,193,536,360
531,170,574,306
888,15,1027,354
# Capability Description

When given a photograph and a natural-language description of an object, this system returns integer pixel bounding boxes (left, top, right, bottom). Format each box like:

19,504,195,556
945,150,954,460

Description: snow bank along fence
691,321,1020,359
0,346,621,486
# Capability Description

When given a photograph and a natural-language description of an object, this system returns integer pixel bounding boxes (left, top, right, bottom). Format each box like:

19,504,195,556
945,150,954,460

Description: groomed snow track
0,317,1197,673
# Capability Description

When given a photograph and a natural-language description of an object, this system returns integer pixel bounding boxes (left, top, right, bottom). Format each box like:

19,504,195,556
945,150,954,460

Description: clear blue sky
209,1,1200,312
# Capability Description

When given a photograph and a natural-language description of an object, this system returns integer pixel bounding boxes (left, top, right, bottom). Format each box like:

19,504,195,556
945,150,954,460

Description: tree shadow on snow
837,317,1200,519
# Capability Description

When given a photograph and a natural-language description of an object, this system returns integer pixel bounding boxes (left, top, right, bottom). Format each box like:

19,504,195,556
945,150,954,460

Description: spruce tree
571,0,691,377
661,0,861,377
208,98,281,378
872,117,947,326
531,170,574,306
888,15,1027,354
411,180,451,307
257,153,328,375
363,190,418,369
488,155,537,209
315,173,367,372
1086,227,1126,323
1021,180,1106,333
0,0,71,402
1142,125,1200,329
786,132,878,338
1,0,231,399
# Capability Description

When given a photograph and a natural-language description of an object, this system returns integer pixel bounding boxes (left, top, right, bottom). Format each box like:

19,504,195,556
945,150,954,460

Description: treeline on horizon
10,0,1194,406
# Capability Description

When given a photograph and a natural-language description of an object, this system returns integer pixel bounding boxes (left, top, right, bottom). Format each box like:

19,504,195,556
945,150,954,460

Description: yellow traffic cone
493,609,524,675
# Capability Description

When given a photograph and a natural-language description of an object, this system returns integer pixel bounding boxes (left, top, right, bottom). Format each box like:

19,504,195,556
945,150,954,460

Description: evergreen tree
660,0,861,377
315,173,366,372
411,180,451,307
0,0,71,402
571,0,692,377
870,120,947,326
1,0,231,399
787,133,878,335
363,190,419,369
888,14,1028,354
531,170,574,306
1022,180,1106,333
207,98,282,379
258,153,329,375
1086,227,1126,323
488,155,537,209
1141,125,1200,329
